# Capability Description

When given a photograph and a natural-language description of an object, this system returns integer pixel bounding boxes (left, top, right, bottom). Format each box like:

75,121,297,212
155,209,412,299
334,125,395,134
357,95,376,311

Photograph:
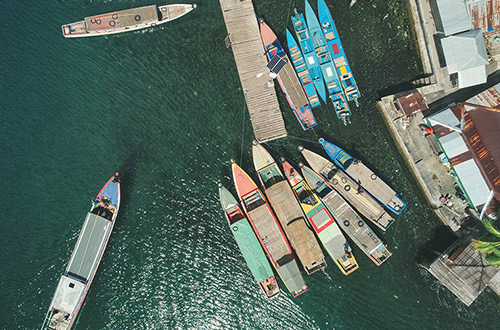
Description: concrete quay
378,96,471,232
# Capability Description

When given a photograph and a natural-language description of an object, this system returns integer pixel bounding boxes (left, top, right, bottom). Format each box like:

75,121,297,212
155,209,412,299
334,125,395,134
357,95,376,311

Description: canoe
42,173,121,330
219,185,280,299
252,141,327,275
281,158,359,275
291,10,328,103
286,29,321,109
305,0,351,124
300,164,391,266
259,18,317,130
231,161,307,297
320,138,406,214
317,0,360,102
300,147,395,231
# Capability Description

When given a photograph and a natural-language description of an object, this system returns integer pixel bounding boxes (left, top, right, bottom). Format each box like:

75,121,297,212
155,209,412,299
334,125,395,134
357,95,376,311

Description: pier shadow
416,225,458,265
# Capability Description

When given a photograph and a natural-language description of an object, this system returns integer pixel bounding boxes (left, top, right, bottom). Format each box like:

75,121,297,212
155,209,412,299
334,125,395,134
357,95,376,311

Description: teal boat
218,185,280,299
286,29,321,109
317,0,360,103
305,0,351,124
299,163,392,266
320,138,406,214
291,9,327,104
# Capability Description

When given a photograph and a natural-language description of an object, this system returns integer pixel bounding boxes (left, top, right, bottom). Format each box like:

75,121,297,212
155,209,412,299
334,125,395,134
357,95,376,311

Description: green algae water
1,0,498,329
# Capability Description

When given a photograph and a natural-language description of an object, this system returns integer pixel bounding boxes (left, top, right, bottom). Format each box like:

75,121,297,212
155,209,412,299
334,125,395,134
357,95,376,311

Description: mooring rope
240,91,248,165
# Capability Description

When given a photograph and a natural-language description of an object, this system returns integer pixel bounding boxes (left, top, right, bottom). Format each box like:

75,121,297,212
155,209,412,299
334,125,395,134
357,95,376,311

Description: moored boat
41,173,121,330
320,138,406,214
300,147,394,231
252,141,327,274
231,161,307,297
317,0,360,103
281,159,359,275
259,18,317,130
286,29,321,109
219,184,280,299
291,10,327,103
62,4,196,38
300,164,391,265
304,0,351,125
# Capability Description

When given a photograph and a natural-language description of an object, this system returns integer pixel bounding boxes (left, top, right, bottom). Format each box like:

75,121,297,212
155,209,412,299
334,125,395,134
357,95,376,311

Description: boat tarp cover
276,260,304,293
67,213,112,281
232,219,274,283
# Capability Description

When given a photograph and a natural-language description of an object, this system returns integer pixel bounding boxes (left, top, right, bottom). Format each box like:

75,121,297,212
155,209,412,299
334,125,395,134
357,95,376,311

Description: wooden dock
219,0,287,142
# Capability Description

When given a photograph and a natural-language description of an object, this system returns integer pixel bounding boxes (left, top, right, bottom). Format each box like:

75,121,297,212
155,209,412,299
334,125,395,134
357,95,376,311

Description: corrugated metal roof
439,131,469,158
466,0,500,31
436,0,474,35
441,30,489,73
428,108,461,130
454,159,491,207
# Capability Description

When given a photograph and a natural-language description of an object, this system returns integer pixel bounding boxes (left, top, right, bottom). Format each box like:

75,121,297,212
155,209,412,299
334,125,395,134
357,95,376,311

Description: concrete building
427,83,500,215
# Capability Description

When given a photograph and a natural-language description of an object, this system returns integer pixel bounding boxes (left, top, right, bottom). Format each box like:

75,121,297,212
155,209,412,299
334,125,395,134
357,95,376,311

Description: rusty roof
466,0,500,31
395,92,428,118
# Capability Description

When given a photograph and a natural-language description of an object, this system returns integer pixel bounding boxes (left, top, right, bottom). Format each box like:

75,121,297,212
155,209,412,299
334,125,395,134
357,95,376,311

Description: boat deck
85,5,158,31
219,0,287,142
158,4,192,21
245,191,292,267
265,180,326,274
345,162,404,212
67,213,112,281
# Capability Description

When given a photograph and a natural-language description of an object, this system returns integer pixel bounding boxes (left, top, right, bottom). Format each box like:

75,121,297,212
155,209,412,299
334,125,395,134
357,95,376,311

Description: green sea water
1,0,499,329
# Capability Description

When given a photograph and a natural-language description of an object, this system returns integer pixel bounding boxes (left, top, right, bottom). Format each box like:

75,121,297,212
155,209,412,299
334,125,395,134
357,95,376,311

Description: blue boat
319,138,406,214
305,0,351,125
317,0,360,103
291,10,327,104
286,29,321,109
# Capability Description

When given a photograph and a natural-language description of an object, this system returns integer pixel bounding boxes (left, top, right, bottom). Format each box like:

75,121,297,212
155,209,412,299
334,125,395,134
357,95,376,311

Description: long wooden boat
252,141,327,274
41,173,121,330
259,18,317,130
62,4,196,38
291,10,327,103
305,0,351,125
231,161,307,297
320,138,406,214
300,164,391,265
281,159,359,275
219,185,280,299
317,0,360,103
285,29,321,109
300,147,394,231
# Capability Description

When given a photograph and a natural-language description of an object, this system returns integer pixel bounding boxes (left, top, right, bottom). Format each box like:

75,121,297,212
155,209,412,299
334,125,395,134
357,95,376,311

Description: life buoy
90,18,96,24
232,226,238,231
135,14,141,21
112,13,118,20
394,205,401,211
109,20,116,27
332,178,338,185
341,177,347,183
358,221,364,227
344,185,351,191
371,174,377,180
344,220,350,226
96,19,102,25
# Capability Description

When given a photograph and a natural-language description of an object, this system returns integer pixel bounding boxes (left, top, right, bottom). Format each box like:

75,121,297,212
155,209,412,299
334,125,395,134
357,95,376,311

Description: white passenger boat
41,173,121,330
62,4,196,38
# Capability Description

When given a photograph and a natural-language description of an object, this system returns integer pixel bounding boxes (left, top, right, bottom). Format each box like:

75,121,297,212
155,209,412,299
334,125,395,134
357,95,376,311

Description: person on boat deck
357,181,364,195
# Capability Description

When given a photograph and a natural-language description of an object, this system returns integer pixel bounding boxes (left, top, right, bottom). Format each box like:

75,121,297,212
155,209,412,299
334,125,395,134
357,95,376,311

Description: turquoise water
1,0,499,329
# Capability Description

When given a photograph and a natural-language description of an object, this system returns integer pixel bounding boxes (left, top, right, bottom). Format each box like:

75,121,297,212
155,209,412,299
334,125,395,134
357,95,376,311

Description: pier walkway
219,0,287,142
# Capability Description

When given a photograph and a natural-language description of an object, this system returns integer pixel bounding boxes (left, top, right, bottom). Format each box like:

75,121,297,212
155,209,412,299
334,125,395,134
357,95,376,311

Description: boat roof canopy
51,275,86,313
66,213,112,282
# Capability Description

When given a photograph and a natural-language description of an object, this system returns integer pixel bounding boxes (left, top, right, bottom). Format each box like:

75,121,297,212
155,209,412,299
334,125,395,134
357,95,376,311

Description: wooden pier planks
219,0,287,142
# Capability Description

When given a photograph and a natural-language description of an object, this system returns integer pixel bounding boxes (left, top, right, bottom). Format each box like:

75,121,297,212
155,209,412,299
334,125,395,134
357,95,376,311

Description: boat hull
300,164,391,266
42,174,121,330
301,147,395,231
62,4,196,38
281,159,358,275
231,162,307,297
317,0,360,102
320,138,406,214
219,185,280,299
